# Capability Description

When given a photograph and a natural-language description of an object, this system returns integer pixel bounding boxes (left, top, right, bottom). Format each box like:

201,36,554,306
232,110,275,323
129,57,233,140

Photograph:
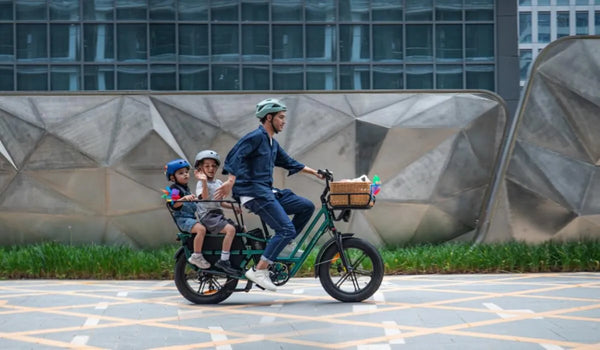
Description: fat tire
174,253,238,304
317,237,384,302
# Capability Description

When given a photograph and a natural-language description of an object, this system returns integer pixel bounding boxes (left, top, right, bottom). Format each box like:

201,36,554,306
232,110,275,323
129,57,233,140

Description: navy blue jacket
223,125,304,199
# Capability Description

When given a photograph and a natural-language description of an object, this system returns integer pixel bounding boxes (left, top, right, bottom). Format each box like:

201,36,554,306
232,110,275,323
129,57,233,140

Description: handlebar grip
317,169,334,181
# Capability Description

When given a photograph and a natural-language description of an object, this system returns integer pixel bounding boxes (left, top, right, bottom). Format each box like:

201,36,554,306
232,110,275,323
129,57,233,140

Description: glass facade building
518,0,600,86
0,0,499,92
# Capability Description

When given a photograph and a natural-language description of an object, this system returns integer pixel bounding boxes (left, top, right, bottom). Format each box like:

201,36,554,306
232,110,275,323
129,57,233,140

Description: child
164,159,210,270
194,150,242,276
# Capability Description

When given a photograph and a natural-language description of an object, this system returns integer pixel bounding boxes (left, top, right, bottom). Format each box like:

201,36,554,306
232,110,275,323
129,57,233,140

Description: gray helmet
255,98,287,119
194,150,220,168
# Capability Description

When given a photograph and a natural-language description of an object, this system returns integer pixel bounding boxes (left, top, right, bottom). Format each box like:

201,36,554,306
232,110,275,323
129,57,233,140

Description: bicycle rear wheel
174,253,238,304
318,237,384,302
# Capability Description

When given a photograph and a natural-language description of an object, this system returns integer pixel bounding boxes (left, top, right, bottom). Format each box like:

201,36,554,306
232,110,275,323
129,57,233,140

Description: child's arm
194,168,209,200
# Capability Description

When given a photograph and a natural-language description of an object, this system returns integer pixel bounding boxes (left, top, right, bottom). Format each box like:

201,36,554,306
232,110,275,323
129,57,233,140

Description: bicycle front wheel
174,253,238,304
318,237,384,302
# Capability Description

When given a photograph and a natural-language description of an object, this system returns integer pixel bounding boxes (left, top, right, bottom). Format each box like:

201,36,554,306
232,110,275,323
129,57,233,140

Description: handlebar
317,169,334,182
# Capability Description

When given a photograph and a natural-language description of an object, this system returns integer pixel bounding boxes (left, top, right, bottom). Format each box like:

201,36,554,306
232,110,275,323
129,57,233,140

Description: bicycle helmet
255,98,287,119
164,159,190,181
194,150,220,168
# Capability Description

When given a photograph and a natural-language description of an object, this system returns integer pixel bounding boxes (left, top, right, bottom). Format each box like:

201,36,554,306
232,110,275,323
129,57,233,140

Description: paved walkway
0,273,599,349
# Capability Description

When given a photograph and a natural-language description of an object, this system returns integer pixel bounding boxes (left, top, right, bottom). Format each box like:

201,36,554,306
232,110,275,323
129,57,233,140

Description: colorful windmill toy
161,187,181,201
371,175,381,196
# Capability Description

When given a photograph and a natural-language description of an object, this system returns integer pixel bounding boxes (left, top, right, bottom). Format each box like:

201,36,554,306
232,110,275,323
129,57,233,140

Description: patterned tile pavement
0,273,599,349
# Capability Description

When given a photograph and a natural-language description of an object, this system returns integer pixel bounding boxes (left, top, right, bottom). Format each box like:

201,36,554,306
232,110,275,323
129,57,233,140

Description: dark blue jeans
243,189,315,263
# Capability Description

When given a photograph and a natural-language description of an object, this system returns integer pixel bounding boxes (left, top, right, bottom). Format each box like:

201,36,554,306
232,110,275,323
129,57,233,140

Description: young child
164,159,210,270
194,150,242,276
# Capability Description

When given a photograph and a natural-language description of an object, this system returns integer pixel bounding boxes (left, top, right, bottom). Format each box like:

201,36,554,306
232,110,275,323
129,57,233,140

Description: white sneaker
245,267,277,292
188,254,210,269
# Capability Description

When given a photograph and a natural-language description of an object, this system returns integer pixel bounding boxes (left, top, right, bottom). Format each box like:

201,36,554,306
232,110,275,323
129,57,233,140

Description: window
0,65,12,90
406,0,432,21
519,49,532,81
436,65,462,89
150,0,175,20
306,0,335,22
538,12,551,43
211,0,238,21
84,24,114,62
51,65,80,91
0,0,12,20
116,0,146,20
179,25,208,62
150,24,175,62
16,0,46,20
466,64,494,91
557,12,570,38
0,25,13,61
519,12,532,43
465,0,493,21
306,25,336,62
83,0,114,20
538,0,550,5
518,0,531,5
50,0,80,20
242,25,269,62
243,65,269,90
406,25,433,62
406,65,433,89
596,12,600,34
436,25,462,62
466,24,494,61
179,65,208,90
117,24,147,62
84,65,114,90
273,25,303,61
178,0,208,20
373,65,403,89
273,65,303,90
150,65,176,90
117,65,147,90
306,65,336,90
372,0,402,21
339,25,369,62
576,11,589,35
557,0,570,5
17,24,47,61
340,65,370,90
242,0,269,21
339,0,369,21
436,0,462,21
211,25,239,62
212,65,239,90
576,0,589,5
17,65,47,91
373,25,402,62
272,0,302,21
51,24,81,62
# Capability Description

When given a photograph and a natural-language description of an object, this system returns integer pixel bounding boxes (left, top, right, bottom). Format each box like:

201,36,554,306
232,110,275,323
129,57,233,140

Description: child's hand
182,194,196,201
194,168,207,182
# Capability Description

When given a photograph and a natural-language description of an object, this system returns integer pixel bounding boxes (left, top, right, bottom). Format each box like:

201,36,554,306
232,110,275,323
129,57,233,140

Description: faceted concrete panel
0,92,506,247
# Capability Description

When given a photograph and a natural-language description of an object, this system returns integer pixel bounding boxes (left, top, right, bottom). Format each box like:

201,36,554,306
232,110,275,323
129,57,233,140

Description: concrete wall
0,92,506,247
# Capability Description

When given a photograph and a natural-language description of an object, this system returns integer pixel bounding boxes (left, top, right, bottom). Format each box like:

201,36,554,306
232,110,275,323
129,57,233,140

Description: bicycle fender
174,246,185,261
314,233,354,278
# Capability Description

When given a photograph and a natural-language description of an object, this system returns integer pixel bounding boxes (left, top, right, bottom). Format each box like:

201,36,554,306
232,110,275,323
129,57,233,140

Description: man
214,98,323,291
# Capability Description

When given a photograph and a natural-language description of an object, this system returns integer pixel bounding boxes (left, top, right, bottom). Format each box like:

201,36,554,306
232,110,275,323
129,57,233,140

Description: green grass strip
0,241,599,279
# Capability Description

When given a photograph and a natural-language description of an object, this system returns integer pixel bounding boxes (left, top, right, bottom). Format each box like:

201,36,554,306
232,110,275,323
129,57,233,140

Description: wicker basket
329,181,372,207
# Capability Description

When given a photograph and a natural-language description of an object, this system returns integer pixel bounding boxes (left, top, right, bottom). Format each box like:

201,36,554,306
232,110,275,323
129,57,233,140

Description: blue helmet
164,159,190,181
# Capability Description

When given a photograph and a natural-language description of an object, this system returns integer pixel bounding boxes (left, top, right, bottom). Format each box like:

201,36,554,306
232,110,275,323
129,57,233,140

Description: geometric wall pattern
0,92,506,247
485,37,600,243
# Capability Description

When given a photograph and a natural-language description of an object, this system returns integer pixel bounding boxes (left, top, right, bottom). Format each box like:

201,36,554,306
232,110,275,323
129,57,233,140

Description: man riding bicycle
214,98,323,291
